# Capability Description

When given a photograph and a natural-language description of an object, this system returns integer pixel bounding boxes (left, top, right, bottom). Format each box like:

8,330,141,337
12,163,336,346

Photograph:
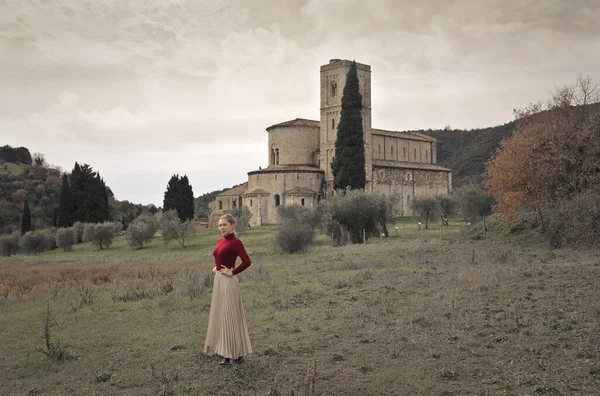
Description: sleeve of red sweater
232,239,251,275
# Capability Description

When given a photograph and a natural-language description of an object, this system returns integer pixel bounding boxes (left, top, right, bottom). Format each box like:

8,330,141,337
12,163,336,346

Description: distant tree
0,231,20,257
82,222,120,250
412,196,438,229
148,204,158,215
72,221,85,243
21,199,31,236
70,163,110,224
457,185,495,237
321,190,392,244
160,209,196,247
32,152,47,167
55,228,76,252
19,231,47,255
126,215,159,249
163,174,195,221
436,195,456,225
486,75,600,227
0,145,32,164
332,61,365,190
58,173,72,227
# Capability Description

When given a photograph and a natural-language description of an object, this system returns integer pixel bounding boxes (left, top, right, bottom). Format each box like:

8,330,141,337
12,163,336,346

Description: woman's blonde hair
219,214,236,225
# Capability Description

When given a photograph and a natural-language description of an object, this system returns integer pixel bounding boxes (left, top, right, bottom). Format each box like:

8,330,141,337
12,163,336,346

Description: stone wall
246,170,323,224
268,125,319,166
372,166,451,215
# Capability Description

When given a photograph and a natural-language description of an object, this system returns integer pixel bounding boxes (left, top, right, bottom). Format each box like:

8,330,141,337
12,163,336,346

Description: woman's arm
231,240,251,275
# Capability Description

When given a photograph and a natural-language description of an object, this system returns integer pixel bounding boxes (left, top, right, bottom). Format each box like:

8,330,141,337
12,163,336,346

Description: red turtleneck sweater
213,233,251,275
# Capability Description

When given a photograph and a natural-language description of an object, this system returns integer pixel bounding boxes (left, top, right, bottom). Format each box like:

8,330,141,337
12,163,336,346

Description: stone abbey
209,59,452,226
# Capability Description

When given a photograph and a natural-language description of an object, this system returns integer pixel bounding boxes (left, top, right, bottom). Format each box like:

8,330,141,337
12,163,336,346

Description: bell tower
319,59,373,196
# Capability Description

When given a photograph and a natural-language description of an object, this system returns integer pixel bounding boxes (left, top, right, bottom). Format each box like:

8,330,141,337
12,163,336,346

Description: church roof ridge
372,159,451,172
371,128,434,142
215,182,248,197
266,118,320,131
283,186,317,196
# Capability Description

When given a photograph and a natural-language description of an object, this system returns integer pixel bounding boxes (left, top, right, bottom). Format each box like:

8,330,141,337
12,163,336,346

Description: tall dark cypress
70,162,110,223
332,61,366,190
163,174,180,216
163,174,195,221
58,173,72,227
70,162,83,223
179,175,195,221
21,199,31,235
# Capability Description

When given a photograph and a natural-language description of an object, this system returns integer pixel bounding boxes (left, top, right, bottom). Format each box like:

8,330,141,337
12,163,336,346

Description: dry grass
1,224,599,395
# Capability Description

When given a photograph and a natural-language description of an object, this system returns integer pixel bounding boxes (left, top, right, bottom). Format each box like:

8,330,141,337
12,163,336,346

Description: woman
204,214,252,365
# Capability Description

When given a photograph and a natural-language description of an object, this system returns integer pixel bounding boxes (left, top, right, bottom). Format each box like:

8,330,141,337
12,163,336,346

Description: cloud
1,0,599,204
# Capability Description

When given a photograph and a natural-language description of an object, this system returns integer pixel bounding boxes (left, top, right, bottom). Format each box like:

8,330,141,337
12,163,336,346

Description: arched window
274,194,280,207
275,148,280,165
378,144,381,154
250,199,253,207
331,81,337,97
414,148,417,160
271,149,275,166
301,198,305,206
331,118,335,130
391,146,394,157
233,200,237,208
425,149,428,160
403,147,406,158
218,201,223,210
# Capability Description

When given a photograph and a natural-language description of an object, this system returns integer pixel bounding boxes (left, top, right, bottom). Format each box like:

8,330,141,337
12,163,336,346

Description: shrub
72,221,85,243
320,190,392,245
275,205,316,253
544,191,600,248
41,227,58,250
55,228,76,252
125,215,158,249
412,196,438,229
160,209,196,247
83,222,118,250
19,230,48,254
0,231,20,257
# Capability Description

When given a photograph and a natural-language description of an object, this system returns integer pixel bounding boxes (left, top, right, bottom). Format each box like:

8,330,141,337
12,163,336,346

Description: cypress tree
163,174,180,216
21,199,31,235
163,174,195,221
332,61,366,190
70,163,110,224
179,175,195,221
58,173,72,227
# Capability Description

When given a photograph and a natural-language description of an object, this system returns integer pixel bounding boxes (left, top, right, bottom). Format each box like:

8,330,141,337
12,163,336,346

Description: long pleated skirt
203,272,252,358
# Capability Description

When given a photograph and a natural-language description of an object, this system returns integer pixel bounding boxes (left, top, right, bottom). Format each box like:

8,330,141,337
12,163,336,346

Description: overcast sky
1,0,599,206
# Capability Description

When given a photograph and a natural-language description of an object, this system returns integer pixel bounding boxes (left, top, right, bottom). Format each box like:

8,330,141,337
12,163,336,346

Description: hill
0,146,153,234
423,121,516,186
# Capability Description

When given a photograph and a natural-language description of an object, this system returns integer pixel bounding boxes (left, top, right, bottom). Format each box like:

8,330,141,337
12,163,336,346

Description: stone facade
209,59,451,227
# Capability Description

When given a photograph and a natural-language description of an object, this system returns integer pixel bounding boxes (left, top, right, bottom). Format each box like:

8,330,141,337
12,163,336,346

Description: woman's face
218,219,235,236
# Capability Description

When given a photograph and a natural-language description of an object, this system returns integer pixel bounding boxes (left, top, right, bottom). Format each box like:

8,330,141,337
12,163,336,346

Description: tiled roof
284,186,317,196
372,159,451,172
248,165,323,174
372,129,434,142
244,188,271,196
266,118,320,131
216,182,248,197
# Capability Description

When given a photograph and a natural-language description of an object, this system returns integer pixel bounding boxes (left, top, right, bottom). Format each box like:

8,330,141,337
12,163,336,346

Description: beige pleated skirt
203,272,252,358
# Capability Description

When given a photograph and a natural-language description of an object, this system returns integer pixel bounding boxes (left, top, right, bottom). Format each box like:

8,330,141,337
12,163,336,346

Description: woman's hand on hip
219,267,234,276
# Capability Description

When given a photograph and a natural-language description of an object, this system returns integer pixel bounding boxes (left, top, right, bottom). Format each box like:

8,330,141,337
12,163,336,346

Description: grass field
1,221,599,395
0,162,25,176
